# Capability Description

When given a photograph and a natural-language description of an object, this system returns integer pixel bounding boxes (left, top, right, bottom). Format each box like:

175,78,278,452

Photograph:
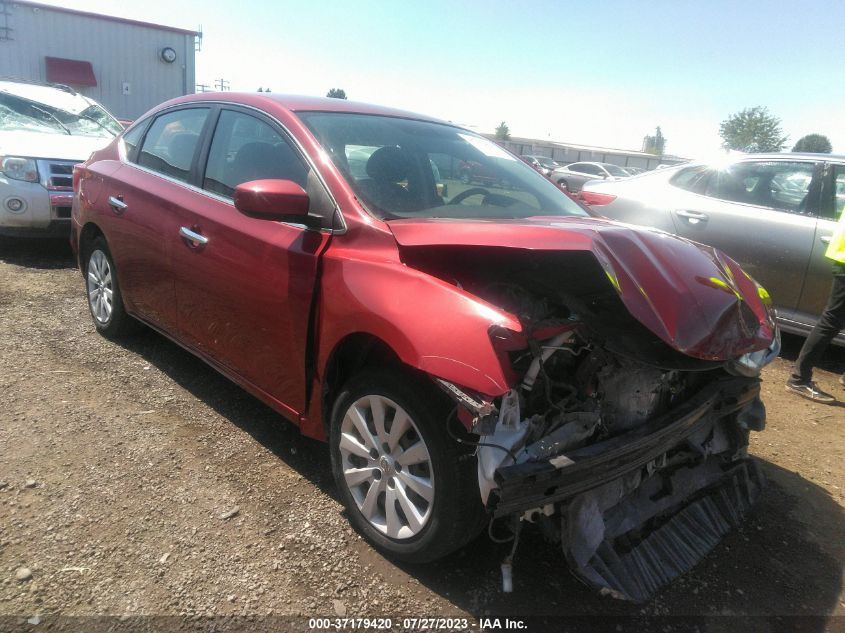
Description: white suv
0,79,122,238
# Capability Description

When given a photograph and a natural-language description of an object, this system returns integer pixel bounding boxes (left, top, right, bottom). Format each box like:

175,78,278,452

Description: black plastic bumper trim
488,377,761,517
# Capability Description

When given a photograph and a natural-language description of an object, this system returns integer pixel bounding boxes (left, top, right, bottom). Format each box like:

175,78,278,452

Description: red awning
45,57,97,87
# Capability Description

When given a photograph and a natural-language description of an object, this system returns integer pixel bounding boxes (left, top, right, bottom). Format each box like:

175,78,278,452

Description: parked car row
517,156,655,191
65,92,778,602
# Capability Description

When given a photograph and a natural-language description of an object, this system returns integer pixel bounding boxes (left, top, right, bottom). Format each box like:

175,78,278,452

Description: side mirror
233,179,309,221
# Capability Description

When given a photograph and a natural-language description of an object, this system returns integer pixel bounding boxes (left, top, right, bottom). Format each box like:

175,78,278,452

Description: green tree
495,121,511,141
719,106,787,153
642,126,666,155
792,134,832,153
326,88,347,99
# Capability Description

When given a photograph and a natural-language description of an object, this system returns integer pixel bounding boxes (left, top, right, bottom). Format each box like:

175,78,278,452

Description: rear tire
85,237,137,339
329,368,486,563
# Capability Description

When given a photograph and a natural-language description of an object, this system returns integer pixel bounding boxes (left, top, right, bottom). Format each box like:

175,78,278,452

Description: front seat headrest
366,146,411,183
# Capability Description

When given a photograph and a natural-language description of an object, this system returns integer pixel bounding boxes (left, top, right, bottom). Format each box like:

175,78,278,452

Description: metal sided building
0,0,198,119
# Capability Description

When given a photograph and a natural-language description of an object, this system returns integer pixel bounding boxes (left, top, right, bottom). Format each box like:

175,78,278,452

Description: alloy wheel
338,395,434,540
87,249,114,325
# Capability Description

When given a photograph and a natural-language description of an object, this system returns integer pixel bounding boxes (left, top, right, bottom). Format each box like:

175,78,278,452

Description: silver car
550,161,631,193
580,153,845,345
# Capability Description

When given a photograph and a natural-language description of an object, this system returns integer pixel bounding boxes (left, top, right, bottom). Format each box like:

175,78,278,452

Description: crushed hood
0,130,113,162
388,216,776,361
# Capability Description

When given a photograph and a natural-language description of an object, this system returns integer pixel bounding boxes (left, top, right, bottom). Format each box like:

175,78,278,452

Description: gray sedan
580,153,845,345
550,161,631,193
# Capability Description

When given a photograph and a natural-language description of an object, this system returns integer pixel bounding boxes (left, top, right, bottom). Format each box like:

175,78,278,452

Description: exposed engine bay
415,251,776,603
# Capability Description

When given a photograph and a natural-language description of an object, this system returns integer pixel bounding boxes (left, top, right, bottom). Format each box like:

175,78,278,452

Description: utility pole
195,83,211,93
214,78,230,92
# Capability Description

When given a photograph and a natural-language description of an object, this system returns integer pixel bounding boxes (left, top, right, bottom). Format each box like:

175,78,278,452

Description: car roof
731,152,845,162
160,92,453,126
671,153,845,171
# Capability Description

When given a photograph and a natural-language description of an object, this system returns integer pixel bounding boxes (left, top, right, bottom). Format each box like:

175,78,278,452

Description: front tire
329,368,485,563
85,237,136,339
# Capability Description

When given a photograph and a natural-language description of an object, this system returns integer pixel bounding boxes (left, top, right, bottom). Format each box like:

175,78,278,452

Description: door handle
108,195,127,214
676,209,709,221
820,235,831,244
179,226,209,247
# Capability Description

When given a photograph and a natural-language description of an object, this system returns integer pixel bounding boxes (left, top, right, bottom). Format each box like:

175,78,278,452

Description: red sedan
71,93,778,601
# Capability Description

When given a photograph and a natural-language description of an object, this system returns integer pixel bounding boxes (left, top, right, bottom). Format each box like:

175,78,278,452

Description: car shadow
382,459,845,632
110,329,844,632
0,237,76,269
110,327,337,497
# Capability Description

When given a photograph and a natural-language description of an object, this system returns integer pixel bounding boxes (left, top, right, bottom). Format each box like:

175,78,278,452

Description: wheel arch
78,221,106,275
319,332,417,437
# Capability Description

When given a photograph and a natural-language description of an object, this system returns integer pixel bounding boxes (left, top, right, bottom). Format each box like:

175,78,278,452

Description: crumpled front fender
316,254,522,398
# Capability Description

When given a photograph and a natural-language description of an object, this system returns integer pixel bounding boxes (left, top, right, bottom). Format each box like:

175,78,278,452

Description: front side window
568,163,593,174
298,112,587,220
704,161,815,213
137,108,209,182
203,110,309,198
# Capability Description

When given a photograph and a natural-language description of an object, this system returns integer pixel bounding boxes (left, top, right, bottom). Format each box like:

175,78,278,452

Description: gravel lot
1,238,844,633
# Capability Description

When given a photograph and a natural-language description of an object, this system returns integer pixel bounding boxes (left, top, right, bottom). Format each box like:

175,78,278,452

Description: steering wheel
448,187,490,205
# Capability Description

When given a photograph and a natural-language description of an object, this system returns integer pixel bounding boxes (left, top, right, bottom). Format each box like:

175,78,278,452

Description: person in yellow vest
786,210,845,402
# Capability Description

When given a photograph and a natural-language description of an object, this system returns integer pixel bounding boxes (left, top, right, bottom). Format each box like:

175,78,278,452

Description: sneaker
786,381,836,403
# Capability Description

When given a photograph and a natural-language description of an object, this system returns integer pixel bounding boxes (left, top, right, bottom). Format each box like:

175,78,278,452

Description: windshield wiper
76,108,117,137
0,92,71,135
30,103,72,135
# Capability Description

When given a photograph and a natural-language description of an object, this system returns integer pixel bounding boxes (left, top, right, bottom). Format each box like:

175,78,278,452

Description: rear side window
121,119,148,159
670,165,711,193
137,108,209,182
831,164,845,220
704,161,815,213
569,163,594,174
203,110,308,198
603,164,629,177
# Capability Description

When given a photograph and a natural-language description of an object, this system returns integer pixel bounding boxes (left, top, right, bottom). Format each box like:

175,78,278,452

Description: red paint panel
388,216,775,360
171,190,328,413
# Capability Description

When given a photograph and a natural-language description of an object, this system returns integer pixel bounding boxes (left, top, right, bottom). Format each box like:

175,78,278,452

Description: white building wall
0,1,195,119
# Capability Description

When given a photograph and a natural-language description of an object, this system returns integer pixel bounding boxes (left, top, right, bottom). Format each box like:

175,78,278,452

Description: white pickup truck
0,79,122,238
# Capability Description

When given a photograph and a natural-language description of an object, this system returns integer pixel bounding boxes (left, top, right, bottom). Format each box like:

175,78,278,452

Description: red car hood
388,216,776,361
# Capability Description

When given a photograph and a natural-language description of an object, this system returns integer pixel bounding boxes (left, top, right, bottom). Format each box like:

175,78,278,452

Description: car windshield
0,90,122,137
535,156,557,168
298,112,588,220
604,164,630,177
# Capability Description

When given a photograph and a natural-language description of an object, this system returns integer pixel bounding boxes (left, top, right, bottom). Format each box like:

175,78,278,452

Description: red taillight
579,191,617,206
72,164,84,192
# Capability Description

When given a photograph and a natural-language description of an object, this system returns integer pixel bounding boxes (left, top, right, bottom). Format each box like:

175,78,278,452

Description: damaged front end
445,332,770,602
395,220,779,602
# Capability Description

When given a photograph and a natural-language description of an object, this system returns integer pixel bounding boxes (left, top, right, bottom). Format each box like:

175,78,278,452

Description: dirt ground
1,238,844,633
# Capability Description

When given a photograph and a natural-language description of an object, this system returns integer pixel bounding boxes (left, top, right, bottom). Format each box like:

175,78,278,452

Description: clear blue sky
42,0,845,157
